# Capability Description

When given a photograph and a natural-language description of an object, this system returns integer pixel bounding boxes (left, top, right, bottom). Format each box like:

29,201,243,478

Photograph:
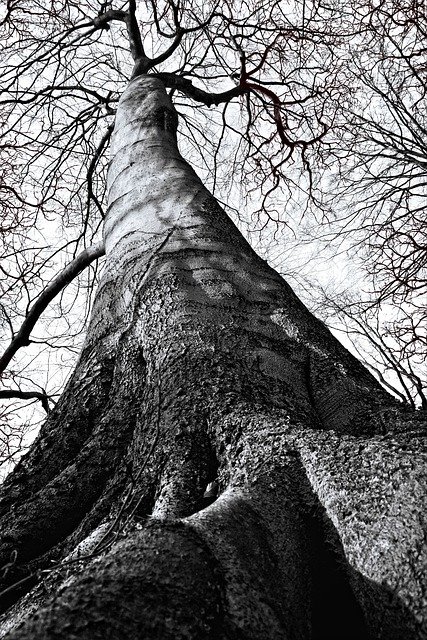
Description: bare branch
0,390,50,414
0,244,105,376
154,73,242,106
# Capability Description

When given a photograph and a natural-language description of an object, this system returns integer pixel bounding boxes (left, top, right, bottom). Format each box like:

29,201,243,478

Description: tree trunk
0,76,425,640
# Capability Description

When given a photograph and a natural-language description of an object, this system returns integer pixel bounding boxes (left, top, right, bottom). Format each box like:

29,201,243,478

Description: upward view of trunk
0,76,425,639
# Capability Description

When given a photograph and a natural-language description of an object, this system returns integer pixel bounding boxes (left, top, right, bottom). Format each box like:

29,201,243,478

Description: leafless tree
0,0,340,454
0,2,425,639
310,286,427,409
301,0,426,407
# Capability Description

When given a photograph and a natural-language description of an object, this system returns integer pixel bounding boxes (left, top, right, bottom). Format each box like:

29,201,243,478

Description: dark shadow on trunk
302,471,422,640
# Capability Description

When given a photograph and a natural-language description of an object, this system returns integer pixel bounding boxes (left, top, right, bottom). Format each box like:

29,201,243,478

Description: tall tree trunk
0,76,425,640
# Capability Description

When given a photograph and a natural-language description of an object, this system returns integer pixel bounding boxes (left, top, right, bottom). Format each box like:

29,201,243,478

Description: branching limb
148,6,221,70
153,73,243,106
0,244,105,377
86,124,115,221
92,10,127,30
231,35,321,151
127,0,145,60
244,81,294,147
0,391,50,414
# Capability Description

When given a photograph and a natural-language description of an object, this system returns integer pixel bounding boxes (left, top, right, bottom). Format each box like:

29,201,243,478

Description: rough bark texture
0,76,425,639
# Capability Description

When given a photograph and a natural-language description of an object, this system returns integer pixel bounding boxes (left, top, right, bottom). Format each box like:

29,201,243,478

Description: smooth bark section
0,243,105,376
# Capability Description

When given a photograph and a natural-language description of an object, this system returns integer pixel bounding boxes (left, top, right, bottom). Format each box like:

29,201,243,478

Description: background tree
0,1,425,639
311,287,426,409
291,0,426,407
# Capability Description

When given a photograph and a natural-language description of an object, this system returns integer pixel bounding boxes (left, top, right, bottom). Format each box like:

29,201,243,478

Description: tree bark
0,76,425,640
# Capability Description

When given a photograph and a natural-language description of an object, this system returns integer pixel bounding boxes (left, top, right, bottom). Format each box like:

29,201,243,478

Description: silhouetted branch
0,243,105,376
154,73,243,106
0,390,50,414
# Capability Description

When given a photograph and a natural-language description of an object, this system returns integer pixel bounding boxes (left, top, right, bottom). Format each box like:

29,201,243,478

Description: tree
313,286,427,410
297,0,427,408
0,2,426,639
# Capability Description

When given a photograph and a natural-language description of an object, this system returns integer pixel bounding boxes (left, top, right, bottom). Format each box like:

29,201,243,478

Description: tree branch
127,0,146,61
153,73,243,106
93,10,127,29
86,124,114,220
0,243,105,376
0,390,50,414
150,30,184,68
